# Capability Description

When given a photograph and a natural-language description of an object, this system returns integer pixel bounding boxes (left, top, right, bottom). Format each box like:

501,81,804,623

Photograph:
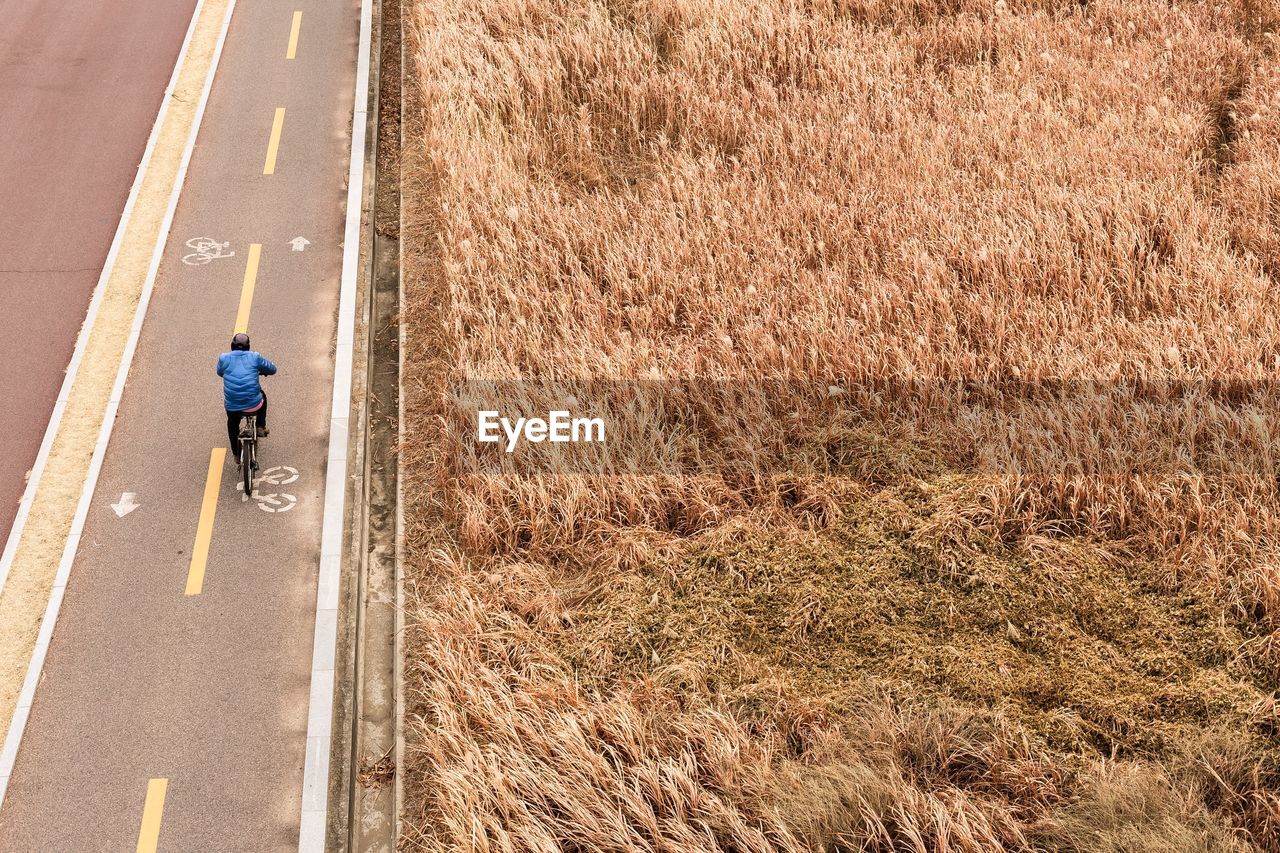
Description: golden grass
400,0,1280,848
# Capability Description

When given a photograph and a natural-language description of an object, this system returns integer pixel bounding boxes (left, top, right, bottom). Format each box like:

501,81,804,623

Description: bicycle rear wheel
241,441,253,496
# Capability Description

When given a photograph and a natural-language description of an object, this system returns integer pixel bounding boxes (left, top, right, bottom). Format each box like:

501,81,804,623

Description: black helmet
231,332,251,351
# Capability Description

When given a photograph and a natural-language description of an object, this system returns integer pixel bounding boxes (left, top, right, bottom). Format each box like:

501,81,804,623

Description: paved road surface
0,0,361,847
0,0,199,550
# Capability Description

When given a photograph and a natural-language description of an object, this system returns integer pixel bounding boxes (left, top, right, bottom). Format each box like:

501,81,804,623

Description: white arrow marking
111,492,140,517
289,236,310,252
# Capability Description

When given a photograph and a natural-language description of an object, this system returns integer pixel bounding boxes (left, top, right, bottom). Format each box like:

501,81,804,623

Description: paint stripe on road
234,243,262,334
287,11,302,59
263,107,286,175
135,778,168,853
186,448,226,596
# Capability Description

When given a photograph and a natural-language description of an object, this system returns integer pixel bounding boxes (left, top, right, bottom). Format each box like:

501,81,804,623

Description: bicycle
238,414,261,498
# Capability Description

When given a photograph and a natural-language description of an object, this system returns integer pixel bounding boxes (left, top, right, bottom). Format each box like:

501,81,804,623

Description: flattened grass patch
561,484,1279,765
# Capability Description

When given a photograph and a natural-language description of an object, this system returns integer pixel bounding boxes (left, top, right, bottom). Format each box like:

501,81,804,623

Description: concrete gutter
303,0,379,845
323,0,401,847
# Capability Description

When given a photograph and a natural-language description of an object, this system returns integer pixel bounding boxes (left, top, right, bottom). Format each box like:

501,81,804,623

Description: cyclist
217,332,277,462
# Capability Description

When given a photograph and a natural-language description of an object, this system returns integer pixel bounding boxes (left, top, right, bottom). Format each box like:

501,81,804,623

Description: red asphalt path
0,0,198,548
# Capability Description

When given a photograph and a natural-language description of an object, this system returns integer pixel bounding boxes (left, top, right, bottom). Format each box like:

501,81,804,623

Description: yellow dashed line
287,11,302,59
135,778,168,853
233,243,262,334
262,107,286,175
185,448,226,596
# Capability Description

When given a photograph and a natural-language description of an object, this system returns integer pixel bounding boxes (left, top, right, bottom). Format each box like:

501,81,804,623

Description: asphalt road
0,0,361,848
0,0,199,554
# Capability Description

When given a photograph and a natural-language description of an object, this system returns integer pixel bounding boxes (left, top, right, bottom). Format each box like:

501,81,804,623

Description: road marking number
181,237,235,265
236,465,299,512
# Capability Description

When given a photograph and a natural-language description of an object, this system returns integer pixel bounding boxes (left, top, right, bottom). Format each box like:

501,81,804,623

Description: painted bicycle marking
236,465,299,512
256,466,299,486
254,492,298,513
182,237,235,265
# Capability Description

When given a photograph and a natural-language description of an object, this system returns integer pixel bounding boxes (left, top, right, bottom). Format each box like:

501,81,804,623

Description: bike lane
0,0,362,848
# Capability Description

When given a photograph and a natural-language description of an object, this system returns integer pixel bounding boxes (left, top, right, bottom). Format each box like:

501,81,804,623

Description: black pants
227,393,267,457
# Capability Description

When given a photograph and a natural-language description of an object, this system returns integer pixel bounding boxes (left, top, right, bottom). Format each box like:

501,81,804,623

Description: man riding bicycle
218,332,277,462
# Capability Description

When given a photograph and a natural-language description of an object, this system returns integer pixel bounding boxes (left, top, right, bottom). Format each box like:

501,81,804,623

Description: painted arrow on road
288,236,310,252
111,492,140,517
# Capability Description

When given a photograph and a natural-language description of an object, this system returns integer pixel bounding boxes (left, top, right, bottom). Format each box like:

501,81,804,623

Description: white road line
0,0,239,808
0,3,205,601
297,0,374,845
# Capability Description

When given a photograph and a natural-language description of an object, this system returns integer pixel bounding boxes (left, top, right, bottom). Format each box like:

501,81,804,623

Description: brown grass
400,0,1280,849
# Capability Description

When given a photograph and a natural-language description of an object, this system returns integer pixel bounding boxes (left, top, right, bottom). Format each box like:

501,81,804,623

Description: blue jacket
217,350,277,411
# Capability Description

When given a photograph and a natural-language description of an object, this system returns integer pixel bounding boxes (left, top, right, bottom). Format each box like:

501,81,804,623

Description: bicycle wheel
242,440,253,497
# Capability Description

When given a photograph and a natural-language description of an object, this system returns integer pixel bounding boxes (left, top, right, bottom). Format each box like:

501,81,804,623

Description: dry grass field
399,0,1280,849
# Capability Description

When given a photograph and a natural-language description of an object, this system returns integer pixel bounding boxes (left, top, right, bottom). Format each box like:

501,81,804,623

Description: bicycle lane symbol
182,237,235,265
235,465,299,512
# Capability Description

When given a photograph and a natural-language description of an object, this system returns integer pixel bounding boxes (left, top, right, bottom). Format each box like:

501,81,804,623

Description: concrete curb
342,0,402,843
297,0,377,846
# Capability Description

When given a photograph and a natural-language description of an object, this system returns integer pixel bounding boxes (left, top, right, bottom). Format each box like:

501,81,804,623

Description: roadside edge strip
297,0,376,846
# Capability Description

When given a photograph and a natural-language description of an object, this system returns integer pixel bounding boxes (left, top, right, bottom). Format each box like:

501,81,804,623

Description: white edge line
297,0,374,846
0,0,238,807
0,0,207,600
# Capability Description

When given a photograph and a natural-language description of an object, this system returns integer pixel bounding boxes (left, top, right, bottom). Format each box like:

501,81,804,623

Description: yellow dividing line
234,243,262,334
286,11,303,59
263,107,286,175
136,778,168,853
186,448,227,596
